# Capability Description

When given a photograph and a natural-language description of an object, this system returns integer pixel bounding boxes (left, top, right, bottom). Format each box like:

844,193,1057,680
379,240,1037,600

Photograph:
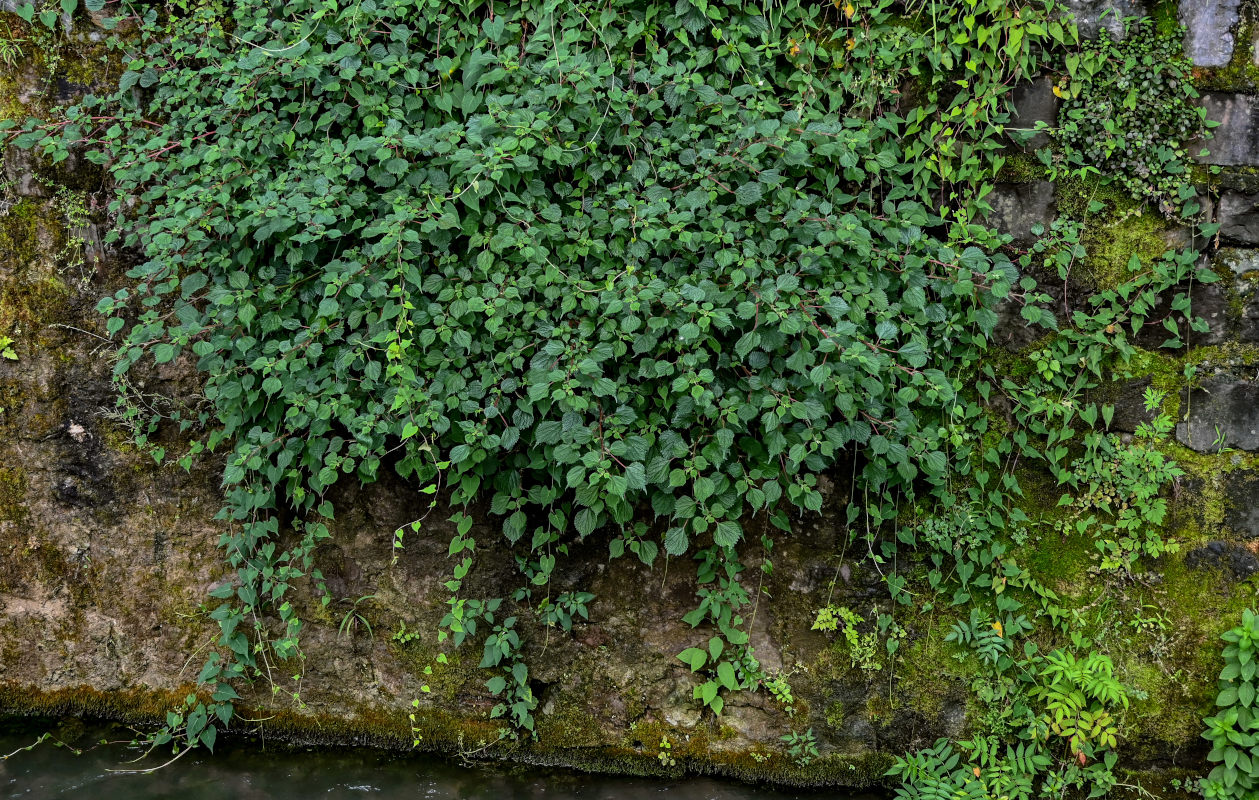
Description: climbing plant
0,0,1216,777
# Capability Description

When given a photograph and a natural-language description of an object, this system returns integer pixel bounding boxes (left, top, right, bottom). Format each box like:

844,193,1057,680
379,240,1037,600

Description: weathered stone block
1186,540,1259,580
1008,78,1058,151
1109,378,1156,433
1189,282,1235,346
1198,94,1259,167
1218,191,1259,243
1219,248,1259,277
983,182,1055,246
1225,473,1259,538
1241,295,1259,343
1130,277,1232,350
1212,248,1259,343
1181,0,1244,68
1176,377,1259,451
993,296,1052,352
1063,0,1147,38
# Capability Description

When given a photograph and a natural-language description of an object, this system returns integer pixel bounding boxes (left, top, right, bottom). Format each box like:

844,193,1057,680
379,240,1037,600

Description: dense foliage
1202,610,1259,799
1049,17,1208,215
9,0,1074,741
0,0,1220,793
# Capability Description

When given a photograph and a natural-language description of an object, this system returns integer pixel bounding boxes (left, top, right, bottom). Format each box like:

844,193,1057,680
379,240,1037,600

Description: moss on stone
1148,0,1181,38
1194,19,1259,94
1081,211,1177,292
1021,526,1098,589
997,153,1047,184
1054,174,1141,222
1186,341,1259,370
892,612,965,719
0,197,41,265
1124,348,1187,417
0,683,189,724
1119,657,1204,751
0,465,28,524
1048,174,1183,292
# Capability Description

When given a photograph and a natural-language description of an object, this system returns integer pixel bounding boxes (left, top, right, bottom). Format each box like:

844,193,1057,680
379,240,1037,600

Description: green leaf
153,344,176,364
701,680,719,705
734,331,760,359
664,526,689,556
708,636,724,663
678,647,707,671
714,520,742,548
734,181,763,205
693,477,715,503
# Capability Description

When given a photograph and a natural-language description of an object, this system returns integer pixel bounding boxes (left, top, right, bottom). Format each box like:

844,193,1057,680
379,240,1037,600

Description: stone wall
1,3,1259,795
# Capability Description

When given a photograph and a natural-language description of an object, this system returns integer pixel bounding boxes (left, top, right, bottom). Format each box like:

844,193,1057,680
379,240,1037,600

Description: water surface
1,722,878,800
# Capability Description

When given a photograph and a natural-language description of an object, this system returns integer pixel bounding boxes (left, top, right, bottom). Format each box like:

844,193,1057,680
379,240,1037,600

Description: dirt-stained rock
1176,377,1259,452
1186,540,1259,581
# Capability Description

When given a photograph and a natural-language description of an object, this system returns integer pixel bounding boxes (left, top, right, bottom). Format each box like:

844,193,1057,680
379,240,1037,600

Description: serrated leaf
694,476,715,502
664,526,689,556
734,331,760,359
714,520,741,547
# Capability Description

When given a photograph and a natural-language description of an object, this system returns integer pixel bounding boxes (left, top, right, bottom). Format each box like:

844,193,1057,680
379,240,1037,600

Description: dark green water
0,722,877,800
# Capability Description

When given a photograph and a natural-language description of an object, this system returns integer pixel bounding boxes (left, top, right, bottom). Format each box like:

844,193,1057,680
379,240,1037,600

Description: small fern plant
1031,651,1127,756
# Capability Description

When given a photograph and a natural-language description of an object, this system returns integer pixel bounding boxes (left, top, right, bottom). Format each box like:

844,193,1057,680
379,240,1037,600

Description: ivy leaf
678,648,707,671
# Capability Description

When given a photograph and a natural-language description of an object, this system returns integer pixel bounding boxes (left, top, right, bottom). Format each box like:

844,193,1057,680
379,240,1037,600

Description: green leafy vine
0,0,1217,784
